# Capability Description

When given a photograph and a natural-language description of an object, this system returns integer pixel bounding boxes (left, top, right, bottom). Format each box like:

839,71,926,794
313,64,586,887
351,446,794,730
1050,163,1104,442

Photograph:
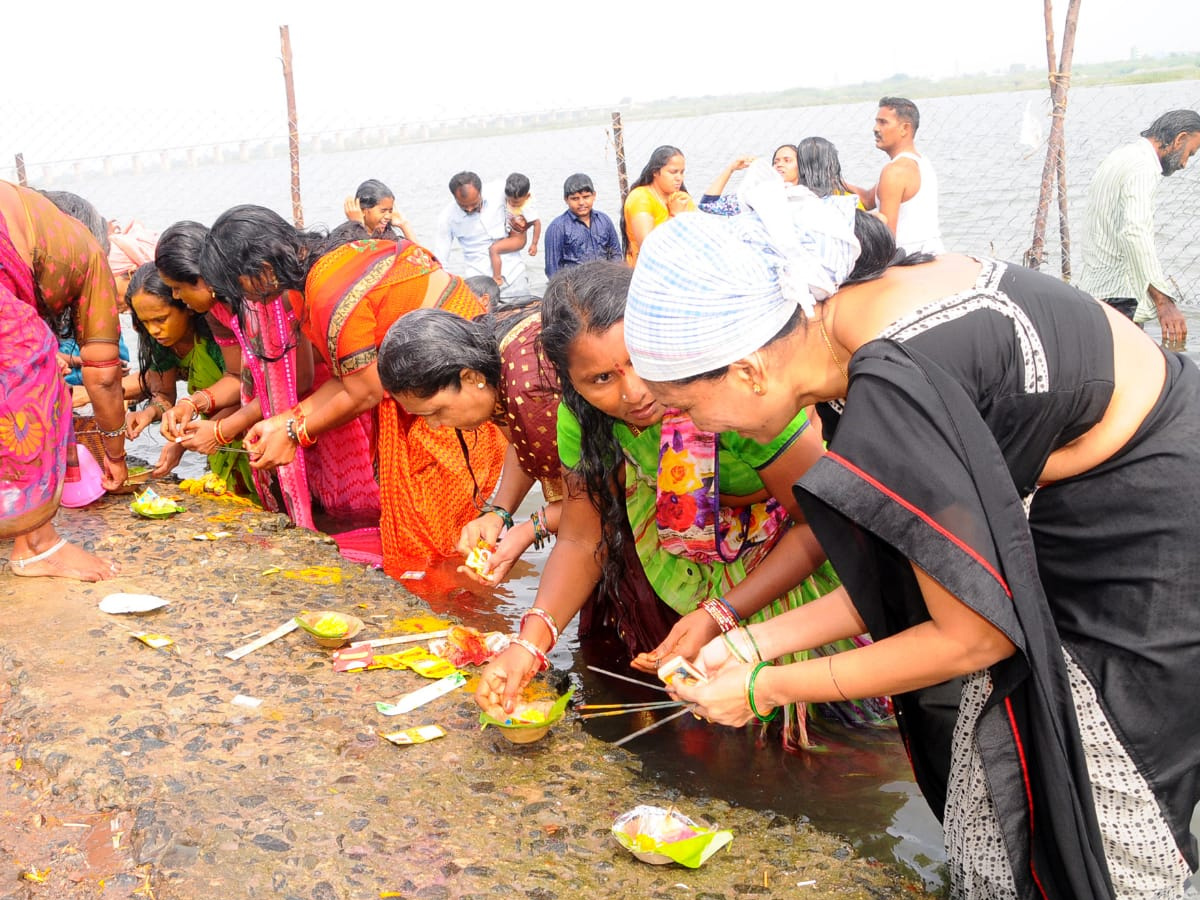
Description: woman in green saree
124,263,255,496
475,262,889,749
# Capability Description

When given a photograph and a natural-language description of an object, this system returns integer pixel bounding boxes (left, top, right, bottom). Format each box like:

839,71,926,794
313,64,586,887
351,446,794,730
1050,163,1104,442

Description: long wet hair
155,220,210,287
126,262,213,400
620,145,687,256
538,261,633,596
795,136,851,198
378,308,503,398
198,205,327,321
197,205,325,362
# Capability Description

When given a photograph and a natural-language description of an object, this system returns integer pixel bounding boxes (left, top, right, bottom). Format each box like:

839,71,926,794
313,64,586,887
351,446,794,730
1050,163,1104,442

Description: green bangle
746,661,777,723
483,505,515,529
744,626,765,663
722,631,750,664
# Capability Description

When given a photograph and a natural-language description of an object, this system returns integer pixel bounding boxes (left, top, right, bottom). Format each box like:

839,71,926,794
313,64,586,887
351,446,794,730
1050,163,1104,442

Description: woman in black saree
621,188,1200,900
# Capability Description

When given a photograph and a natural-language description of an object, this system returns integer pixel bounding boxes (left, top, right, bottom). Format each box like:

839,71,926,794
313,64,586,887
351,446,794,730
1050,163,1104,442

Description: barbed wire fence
4,80,1198,305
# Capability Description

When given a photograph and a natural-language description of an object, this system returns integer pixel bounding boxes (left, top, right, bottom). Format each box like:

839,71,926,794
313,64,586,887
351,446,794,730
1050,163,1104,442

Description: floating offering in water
479,688,575,744
611,805,733,868
464,540,495,577
130,488,185,519
428,625,508,667
294,611,364,648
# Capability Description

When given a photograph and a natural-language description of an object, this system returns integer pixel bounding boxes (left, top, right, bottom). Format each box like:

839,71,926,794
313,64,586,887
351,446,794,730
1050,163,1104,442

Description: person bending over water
623,181,1200,899
475,261,889,749
0,182,126,580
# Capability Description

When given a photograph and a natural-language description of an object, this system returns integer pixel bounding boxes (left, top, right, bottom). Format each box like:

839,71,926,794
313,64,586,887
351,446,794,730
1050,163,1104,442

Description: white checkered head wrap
625,163,860,382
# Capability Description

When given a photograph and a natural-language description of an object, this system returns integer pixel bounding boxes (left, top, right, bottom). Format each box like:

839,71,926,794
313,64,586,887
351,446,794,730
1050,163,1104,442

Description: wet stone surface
0,493,937,898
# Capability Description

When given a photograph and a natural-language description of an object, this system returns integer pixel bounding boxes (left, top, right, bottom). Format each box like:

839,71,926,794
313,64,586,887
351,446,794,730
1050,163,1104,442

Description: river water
97,79,1200,891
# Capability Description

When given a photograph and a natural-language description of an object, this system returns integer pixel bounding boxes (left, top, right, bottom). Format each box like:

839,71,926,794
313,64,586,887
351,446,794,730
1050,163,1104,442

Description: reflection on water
404,492,948,891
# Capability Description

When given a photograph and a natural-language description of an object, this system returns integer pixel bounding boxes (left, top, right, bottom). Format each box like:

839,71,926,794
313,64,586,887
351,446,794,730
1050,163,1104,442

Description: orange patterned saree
302,240,506,572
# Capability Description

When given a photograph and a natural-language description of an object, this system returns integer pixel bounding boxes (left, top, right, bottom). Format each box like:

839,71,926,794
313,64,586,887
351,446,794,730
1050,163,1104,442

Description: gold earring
752,383,763,395
477,382,485,389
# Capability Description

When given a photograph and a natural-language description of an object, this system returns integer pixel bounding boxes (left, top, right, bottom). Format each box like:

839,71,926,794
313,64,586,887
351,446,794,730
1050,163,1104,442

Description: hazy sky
2,0,1197,163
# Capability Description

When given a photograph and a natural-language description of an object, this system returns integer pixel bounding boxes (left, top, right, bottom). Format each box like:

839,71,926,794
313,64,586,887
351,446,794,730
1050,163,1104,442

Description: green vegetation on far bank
620,52,1200,119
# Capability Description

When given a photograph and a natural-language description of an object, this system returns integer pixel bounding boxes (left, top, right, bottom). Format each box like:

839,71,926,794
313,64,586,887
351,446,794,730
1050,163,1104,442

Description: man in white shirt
433,172,530,303
854,97,945,255
1076,109,1200,344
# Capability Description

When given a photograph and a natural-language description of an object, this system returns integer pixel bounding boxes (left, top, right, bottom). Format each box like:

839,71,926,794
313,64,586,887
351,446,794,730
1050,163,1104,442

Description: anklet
9,538,69,571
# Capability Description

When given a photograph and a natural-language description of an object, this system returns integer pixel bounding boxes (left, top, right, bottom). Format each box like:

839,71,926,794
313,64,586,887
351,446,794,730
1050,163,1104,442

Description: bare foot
9,536,119,582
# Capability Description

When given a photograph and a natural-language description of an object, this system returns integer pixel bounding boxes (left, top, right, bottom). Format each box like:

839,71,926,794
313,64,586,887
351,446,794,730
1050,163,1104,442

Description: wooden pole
612,112,629,205
14,153,27,186
1054,0,1081,280
1025,0,1081,275
280,25,304,228
1025,1,1060,270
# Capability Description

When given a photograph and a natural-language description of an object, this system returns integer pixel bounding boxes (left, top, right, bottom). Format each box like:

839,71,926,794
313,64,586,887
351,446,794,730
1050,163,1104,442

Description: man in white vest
855,97,945,255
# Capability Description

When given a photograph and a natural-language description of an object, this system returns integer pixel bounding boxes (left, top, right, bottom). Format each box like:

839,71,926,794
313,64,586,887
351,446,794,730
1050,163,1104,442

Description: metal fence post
612,111,629,206
14,153,26,186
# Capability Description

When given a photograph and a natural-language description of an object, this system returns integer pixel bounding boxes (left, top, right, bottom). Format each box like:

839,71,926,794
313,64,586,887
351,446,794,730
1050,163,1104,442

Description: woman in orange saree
200,206,506,577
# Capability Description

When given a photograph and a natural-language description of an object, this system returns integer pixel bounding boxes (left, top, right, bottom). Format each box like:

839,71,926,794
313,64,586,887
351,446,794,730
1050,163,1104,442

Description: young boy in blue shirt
543,173,622,278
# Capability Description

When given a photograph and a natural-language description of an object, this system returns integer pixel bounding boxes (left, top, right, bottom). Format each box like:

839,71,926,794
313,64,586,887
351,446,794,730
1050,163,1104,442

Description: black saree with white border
797,260,1199,899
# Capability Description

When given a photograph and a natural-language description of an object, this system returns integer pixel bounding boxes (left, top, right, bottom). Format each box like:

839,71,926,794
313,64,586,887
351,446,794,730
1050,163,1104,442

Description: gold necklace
819,315,849,382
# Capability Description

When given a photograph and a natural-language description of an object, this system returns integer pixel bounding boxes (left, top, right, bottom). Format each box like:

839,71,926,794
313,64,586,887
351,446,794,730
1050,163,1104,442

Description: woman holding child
621,180,1200,898
474,261,889,749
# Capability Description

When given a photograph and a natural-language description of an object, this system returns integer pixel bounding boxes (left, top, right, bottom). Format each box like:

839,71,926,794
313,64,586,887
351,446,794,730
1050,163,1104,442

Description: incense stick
611,706,694,747
224,619,299,660
586,665,670,693
577,701,680,710
576,703,684,721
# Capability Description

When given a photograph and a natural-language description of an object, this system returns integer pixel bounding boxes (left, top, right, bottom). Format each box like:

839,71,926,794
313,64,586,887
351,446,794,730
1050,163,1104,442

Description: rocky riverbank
0,491,937,900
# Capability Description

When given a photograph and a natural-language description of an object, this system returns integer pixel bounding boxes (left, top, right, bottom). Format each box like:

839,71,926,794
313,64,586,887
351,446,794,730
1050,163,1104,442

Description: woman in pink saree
154,221,379,529
1,182,125,580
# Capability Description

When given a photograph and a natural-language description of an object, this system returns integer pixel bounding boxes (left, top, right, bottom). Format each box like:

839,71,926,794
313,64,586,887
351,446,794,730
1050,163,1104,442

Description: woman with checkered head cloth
625,173,1200,900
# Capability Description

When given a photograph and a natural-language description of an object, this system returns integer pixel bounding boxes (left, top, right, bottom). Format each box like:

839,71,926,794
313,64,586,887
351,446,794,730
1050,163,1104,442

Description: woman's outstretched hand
630,608,720,674
244,415,297,470
475,643,541,718
669,661,758,727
